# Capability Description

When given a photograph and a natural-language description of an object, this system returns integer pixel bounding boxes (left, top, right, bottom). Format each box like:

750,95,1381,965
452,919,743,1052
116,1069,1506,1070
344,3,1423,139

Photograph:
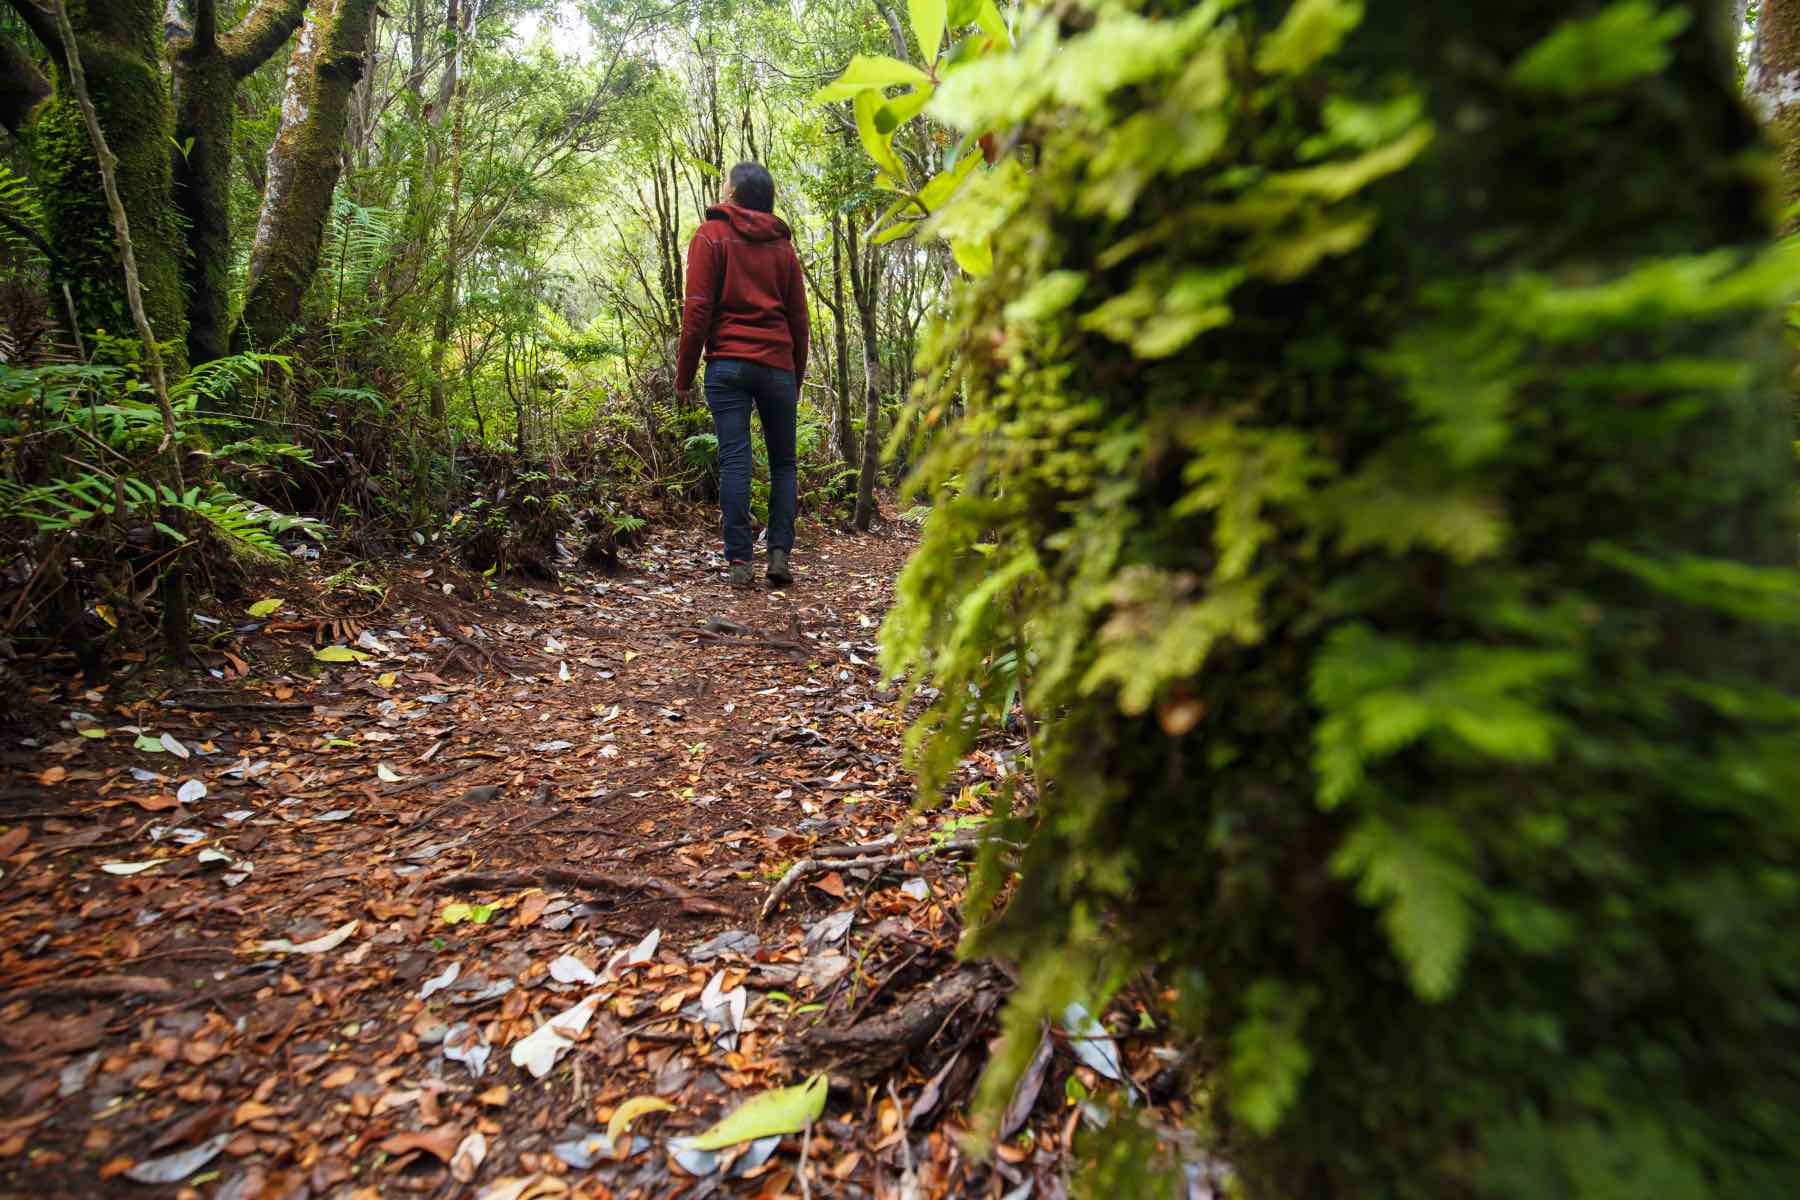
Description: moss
236,0,378,351
888,1,1800,1196
32,1,187,371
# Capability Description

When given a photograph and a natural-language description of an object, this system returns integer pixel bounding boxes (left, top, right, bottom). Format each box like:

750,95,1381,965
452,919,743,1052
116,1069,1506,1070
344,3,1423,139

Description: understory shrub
885,1,1800,1196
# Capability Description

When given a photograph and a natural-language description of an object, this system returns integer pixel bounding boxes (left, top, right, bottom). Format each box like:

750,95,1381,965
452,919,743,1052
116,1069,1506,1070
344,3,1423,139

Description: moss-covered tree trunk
14,0,186,369
168,0,306,367
887,1,1800,1196
0,29,49,135
235,0,378,351
1748,0,1800,210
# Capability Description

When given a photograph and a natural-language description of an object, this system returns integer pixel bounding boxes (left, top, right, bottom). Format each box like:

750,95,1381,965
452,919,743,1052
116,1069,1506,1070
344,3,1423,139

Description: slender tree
167,0,308,366
237,0,379,350
847,212,881,531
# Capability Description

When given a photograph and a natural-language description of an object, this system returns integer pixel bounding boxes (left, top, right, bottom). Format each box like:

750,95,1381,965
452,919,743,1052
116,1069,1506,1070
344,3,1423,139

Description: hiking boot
729,561,754,589
767,548,793,587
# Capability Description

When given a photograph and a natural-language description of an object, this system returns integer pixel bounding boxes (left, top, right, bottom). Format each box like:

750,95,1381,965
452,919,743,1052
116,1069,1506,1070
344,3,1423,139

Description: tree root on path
2,974,178,1004
430,868,734,917
781,961,1011,1078
759,834,978,924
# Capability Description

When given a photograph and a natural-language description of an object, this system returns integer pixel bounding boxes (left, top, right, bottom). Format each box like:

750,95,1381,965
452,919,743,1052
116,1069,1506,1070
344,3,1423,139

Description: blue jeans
704,357,796,564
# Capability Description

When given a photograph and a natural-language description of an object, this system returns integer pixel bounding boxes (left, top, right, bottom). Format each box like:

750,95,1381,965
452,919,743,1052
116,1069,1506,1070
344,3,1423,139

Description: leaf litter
0,525,1186,1197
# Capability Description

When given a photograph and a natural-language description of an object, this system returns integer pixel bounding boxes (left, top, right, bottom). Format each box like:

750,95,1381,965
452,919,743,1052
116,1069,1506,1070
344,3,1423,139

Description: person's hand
675,384,692,405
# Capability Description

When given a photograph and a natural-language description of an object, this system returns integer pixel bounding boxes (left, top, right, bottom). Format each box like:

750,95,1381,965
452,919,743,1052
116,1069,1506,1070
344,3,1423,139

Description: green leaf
947,0,981,27
854,90,907,181
1331,814,1476,1001
1254,0,1363,76
681,1074,828,1150
873,219,921,245
950,235,993,276
975,0,1010,47
877,85,934,134
133,734,165,753
313,645,369,663
1512,1,1689,97
247,598,284,617
814,54,932,103
909,0,946,63
1227,980,1315,1134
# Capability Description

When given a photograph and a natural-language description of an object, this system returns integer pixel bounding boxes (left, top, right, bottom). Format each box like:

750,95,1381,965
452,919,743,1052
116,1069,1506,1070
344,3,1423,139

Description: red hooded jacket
675,204,809,393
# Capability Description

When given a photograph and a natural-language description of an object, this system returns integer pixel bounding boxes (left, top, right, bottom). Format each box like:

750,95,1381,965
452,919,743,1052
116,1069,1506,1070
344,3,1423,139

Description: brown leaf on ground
379,1123,463,1163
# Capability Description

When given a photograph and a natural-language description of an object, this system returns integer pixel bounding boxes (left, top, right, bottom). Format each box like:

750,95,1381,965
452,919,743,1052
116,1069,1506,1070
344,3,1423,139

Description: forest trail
0,523,1043,1199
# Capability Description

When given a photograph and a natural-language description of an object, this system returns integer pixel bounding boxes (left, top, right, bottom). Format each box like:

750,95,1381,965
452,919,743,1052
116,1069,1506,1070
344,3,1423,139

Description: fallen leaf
451,1130,487,1183
247,598,284,617
233,1101,275,1126
379,1124,462,1163
255,919,358,955
177,779,206,805
38,766,66,786
0,827,28,858
514,891,547,927
549,954,598,985
679,1073,827,1151
101,860,166,876
810,871,846,898
123,1133,229,1184
477,1086,510,1108
607,1096,673,1148
510,994,602,1079
160,733,190,759
321,1065,357,1088
377,762,404,784
420,961,461,1000
313,645,370,663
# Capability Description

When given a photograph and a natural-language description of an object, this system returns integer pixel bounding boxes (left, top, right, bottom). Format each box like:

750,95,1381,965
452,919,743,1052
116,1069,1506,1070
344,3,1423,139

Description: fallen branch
760,838,981,923
782,961,1010,1078
3,973,177,1004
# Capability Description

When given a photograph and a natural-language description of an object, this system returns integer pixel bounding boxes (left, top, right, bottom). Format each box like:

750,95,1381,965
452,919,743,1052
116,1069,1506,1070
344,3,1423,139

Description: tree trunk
847,218,881,532
832,210,855,469
169,0,306,367
426,0,466,427
236,0,379,351
0,30,49,135
20,0,188,369
1748,0,1800,213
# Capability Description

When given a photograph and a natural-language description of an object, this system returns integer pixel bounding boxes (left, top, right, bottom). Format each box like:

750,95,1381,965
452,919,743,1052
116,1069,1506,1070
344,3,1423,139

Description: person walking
674,162,809,589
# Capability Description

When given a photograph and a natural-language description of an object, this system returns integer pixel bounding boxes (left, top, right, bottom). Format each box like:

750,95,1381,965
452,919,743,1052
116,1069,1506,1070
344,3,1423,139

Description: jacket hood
706,203,791,242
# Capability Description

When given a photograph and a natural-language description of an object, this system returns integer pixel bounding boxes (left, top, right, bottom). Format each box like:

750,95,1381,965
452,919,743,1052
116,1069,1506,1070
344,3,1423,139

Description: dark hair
728,161,775,212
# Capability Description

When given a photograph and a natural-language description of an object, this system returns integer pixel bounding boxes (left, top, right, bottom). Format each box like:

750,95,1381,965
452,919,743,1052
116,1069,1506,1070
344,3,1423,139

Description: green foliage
883,1,1800,1196
1,354,323,559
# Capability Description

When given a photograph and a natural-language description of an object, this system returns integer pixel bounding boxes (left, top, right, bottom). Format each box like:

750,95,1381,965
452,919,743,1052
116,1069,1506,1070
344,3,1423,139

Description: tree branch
0,28,50,134
221,0,306,77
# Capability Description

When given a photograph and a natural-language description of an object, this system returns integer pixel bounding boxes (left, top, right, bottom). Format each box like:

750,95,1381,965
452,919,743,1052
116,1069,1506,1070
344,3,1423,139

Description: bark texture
0,29,50,135
23,0,187,367
169,0,307,365
1748,0,1800,214
236,0,379,351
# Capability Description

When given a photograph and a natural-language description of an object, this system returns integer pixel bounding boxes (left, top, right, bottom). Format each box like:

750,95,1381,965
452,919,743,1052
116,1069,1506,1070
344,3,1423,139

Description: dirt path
0,524,1061,1199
